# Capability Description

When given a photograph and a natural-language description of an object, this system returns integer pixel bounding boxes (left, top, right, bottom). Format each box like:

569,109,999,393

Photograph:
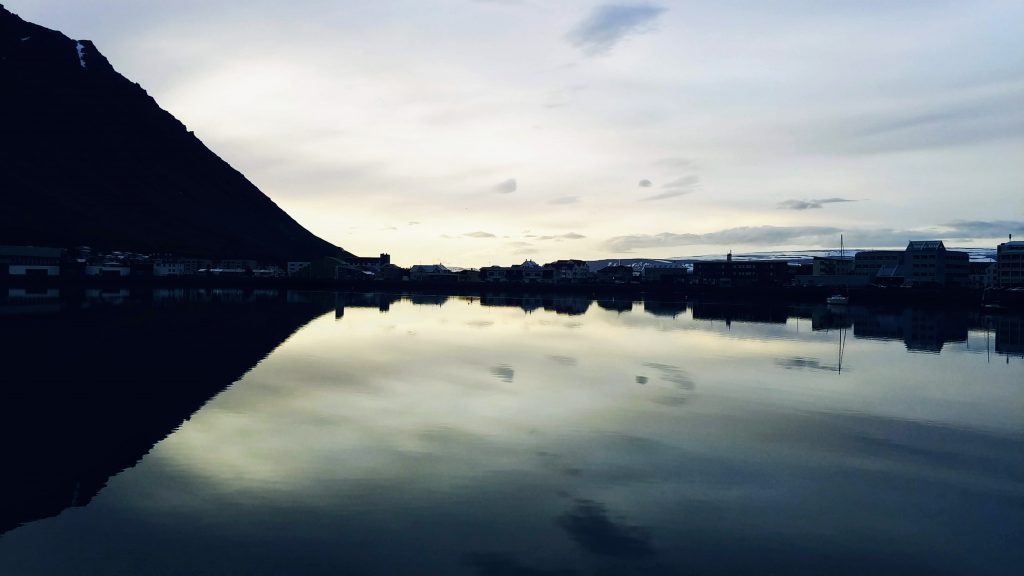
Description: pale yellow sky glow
12,0,1024,266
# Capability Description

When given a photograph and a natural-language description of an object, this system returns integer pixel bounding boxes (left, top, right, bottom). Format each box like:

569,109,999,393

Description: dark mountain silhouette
0,5,350,260
0,289,333,535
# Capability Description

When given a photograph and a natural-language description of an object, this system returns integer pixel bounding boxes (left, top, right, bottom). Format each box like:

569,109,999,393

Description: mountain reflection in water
0,289,1020,575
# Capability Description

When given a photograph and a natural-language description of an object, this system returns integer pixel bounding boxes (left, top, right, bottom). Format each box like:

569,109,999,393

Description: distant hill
587,247,996,271
0,5,350,260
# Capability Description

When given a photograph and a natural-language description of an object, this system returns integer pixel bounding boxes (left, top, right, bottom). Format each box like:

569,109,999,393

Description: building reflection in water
1,289,1021,543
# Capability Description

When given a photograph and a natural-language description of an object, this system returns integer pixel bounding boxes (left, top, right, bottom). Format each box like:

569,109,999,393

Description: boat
827,294,849,305
826,234,850,305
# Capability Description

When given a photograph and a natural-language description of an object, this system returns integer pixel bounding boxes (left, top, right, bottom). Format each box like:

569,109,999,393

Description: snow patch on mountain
75,41,86,69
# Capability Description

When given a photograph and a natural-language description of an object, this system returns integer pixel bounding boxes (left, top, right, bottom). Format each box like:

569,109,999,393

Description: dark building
642,266,689,284
343,253,391,268
693,253,789,287
543,260,592,283
905,241,969,287
854,250,904,282
997,240,1024,287
0,245,62,277
852,242,970,287
968,261,997,288
595,265,634,284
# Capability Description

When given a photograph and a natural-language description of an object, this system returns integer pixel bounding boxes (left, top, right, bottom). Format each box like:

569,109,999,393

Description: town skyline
12,0,1024,268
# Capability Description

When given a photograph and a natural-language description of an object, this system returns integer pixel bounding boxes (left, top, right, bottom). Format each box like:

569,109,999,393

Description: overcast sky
12,0,1024,266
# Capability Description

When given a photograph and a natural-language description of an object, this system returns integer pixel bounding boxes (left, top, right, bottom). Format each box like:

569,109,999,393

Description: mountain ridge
0,5,351,260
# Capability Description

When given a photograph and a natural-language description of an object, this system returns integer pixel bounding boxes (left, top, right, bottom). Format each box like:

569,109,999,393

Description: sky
10,0,1024,266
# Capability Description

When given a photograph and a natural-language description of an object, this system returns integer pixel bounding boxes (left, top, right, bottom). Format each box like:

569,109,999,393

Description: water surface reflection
0,291,1020,575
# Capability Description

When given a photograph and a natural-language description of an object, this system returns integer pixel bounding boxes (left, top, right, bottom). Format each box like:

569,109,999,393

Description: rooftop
907,240,945,251
0,245,62,258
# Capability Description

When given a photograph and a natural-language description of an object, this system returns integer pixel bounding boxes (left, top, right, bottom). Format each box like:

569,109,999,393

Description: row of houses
796,239,1024,289
406,259,688,285
460,239,1022,289
0,245,396,280
4,238,1023,288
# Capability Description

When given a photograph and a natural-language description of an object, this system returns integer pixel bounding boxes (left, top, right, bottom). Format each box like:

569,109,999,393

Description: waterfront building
853,250,904,283
693,253,789,287
287,261,312,277
480,265,510,283
596,264,634,284
218,259,259,271
343,253,391,272
642,265,689,284
543,260,592,283
85,262,130,277
517,260,546,283
850,242,970,287
812,256,855,276
905,241,969,287
481,260,548,284
996,240,1024,287
409,264,456,282
0,245,62,277
968,261,997,289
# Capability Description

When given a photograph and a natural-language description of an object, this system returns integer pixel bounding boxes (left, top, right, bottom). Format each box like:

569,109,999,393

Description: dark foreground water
0,289,1021,575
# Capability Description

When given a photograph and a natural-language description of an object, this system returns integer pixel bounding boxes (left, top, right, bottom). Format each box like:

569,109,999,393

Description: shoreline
3,276,1021,309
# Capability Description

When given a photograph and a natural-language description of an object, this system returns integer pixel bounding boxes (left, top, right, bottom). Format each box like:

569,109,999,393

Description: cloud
493,178,517,194
776,357,843,373
642,362,694,389
642,190,691,201
942,220,1024,239
548,195,580,205
661,175,699,189
638,179,652,187
604,225,927,252
643,175,699,200
825,88,1024,154
465,231,497,238
548,355,578,367
777,197,856,210
557,500,654,558
535,233,586,241
489,364,515,382
407,221,421,226
567,3,667,56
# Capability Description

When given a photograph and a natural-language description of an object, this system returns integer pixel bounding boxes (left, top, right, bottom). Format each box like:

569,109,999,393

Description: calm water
0,290,1021,575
